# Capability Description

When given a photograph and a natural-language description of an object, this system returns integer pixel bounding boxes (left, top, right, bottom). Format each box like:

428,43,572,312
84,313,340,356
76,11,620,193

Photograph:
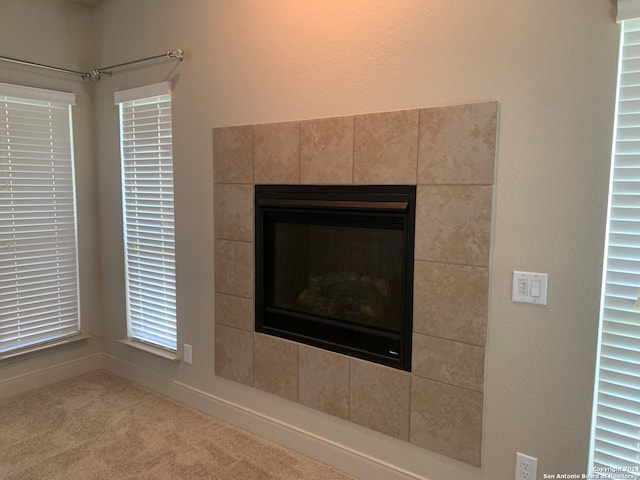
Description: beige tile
410,376,483,466
353,110,418,185
253,334,298,402
253,122,300,184
215,240,254,298
215,325,253,386
418,102,498,185
215,293,254,331
300,116,354,184
415,185,493,266
349,359,410,440
212,126,253,184
298,345,349,419
413,260,488,345
214,184,254,241
412,334,485,392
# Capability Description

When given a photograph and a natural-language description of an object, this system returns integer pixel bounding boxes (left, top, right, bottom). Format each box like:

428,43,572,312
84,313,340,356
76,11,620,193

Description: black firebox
255,185,416,371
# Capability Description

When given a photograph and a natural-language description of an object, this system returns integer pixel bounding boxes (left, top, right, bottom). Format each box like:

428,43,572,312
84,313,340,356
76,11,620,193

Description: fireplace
215,103,496,464
255,185,416,371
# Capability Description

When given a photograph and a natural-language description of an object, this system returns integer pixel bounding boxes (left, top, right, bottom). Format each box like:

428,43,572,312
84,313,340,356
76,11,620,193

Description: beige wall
0,0,103,387
0,0,621,478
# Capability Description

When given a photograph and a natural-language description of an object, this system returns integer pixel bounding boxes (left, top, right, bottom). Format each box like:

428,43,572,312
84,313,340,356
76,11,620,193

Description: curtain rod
0,55,87,77
0,49,185,81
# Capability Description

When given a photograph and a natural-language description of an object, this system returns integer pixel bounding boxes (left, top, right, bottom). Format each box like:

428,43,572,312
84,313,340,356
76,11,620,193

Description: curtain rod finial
171,49,185,60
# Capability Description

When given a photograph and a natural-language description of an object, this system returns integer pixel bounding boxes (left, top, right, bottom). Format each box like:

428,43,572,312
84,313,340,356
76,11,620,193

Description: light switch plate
512,271,548,305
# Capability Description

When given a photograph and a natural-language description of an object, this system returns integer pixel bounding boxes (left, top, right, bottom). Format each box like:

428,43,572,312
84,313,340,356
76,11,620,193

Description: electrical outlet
515,452,537,480
183,343,193,364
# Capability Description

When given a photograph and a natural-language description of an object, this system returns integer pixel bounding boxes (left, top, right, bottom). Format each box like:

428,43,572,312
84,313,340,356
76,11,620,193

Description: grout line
297,121,301,185
413,258,490,269
351,116,356,184
415,109,420,184
251,125,255,185
412,331,486,349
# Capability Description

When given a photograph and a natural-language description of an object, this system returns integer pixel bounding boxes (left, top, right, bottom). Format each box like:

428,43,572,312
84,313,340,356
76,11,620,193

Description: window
0,83,80,356
590,17,640,473
115,82,177,352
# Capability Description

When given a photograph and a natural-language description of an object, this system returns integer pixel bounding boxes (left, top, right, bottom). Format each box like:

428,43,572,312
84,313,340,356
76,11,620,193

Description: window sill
0,333,91,364
118,338,180,363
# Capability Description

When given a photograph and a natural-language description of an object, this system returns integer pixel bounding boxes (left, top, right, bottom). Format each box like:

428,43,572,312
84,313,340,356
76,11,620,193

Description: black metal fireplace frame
255,184,416,371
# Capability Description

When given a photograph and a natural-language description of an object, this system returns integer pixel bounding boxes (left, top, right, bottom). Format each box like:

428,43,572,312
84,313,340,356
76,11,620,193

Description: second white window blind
116,82,177,352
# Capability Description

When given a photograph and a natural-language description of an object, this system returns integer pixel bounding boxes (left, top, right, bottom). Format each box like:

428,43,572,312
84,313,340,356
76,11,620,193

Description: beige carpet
0,370,358,480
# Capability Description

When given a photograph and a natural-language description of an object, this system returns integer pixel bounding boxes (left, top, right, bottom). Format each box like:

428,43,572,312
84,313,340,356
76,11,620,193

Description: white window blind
115,82,177,352
0,83,80,355
591,18,640,475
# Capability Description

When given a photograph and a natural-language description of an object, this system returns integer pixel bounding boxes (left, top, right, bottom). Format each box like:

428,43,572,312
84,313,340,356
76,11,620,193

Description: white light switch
512,271,548,305
530,279,541,297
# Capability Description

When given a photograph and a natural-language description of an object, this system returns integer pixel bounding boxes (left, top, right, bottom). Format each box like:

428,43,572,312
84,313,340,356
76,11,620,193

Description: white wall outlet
515,452,537,480
183,343,193,364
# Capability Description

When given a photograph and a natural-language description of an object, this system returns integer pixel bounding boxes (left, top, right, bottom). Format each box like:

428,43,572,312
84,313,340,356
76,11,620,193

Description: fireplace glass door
255,185,415,370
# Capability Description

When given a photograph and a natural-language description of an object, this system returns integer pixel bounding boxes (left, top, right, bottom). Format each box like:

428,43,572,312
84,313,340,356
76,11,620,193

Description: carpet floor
0,369,358,480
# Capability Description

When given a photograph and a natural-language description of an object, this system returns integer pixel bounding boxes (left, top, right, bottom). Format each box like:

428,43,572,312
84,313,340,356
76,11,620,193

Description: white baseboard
102,353,428,480
0,353,104,398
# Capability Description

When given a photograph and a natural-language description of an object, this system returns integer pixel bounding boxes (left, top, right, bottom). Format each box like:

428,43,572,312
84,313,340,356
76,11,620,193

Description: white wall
0,0,103,390
92,1,621,477
0,0,620,478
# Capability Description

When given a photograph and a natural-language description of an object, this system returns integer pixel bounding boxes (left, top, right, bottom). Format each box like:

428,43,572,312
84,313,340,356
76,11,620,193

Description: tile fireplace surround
213,101,498,466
